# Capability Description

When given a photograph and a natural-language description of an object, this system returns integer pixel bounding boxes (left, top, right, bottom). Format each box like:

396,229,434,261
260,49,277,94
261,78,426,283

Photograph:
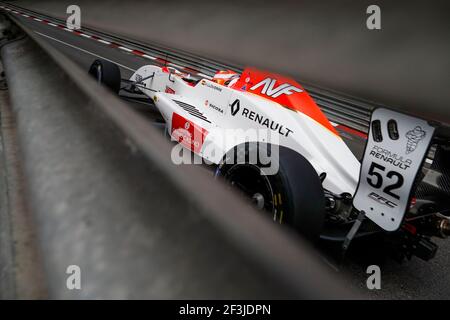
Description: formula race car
89,59,450,262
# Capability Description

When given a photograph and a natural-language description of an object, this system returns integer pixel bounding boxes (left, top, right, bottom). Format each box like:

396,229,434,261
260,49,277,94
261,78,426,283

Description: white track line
34,31,136,72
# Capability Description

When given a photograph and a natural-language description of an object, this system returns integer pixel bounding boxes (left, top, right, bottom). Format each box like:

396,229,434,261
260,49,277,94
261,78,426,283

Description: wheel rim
224,164,276,218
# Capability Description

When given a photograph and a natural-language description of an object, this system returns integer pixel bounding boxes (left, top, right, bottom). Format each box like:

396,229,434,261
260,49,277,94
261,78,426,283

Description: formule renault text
89,59,450,262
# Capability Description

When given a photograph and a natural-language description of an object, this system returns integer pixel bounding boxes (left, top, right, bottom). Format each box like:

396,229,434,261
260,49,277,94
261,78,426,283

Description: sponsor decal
250,77,303,98
230,99,240,116
201,80,223,92
230,99,293,137
165,86,175,94
369,146,412,170
171,113,208,153
234,68,338,135
208,103,224,114
405,126,426,154
368,192,397,208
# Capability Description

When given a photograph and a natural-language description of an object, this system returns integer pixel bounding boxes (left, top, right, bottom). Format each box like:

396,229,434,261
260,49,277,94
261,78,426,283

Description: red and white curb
0,4,211,79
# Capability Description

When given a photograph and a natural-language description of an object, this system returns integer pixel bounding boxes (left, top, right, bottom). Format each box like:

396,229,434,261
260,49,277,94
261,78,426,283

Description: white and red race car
89,59,450,261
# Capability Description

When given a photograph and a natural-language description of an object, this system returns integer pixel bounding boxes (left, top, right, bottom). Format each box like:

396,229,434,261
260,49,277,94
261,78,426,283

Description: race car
89,59,450,262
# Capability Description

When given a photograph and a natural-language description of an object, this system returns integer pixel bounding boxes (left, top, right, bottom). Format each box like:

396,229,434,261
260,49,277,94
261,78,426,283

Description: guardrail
1,2,373,133
0,8,355,299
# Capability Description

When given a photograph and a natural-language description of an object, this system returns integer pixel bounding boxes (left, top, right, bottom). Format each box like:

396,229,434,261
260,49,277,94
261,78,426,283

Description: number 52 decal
367,162,404,200
353,108,435,232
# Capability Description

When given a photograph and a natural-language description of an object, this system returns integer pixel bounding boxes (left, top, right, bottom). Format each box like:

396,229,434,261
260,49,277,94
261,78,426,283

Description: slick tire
89,59,121,94
217,143,325,240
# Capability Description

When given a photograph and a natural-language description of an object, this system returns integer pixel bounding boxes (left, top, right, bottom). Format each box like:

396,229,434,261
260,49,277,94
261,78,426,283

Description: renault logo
230,99,240,116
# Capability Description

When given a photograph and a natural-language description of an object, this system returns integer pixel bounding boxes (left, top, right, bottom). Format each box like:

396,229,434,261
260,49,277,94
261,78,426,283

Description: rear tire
216,143,325,240
88,59,121,94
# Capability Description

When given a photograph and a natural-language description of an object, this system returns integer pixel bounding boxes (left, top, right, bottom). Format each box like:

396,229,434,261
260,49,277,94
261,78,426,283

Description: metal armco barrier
0,12,355,299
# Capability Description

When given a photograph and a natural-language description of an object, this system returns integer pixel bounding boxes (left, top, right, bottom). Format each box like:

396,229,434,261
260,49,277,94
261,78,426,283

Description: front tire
88,59,121,94
217,143,325,240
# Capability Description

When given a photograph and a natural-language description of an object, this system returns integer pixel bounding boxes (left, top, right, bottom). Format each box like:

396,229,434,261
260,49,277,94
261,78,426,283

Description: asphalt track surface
11,13,450,300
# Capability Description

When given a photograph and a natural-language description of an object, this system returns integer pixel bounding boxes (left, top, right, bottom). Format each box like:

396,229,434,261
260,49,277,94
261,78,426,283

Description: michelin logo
405,126,426,154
